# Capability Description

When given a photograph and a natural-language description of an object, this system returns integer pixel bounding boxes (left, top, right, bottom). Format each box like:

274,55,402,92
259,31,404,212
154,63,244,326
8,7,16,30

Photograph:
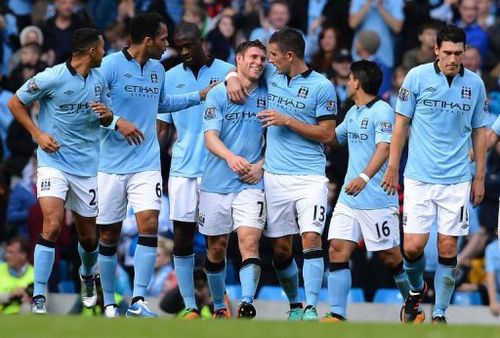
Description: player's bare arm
470,127,486,206
205,130,251,175
115,118,145,145
8,95,60,153
199,81,219,101
257,109,335,144
381,113,410,195
226,71,248,104
345,142,390,196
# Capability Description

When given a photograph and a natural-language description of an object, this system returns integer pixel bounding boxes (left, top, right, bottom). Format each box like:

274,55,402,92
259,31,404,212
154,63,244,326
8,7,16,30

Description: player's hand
226,76,247,104
344,177,367,196
257,109,291,128
199,81,219,101
240,161,264,184
490,302,500,316
226,153,251,176
34,132,60,153
381,166,399,195
116,118,145,145
89,101,113,127
470,176,485,206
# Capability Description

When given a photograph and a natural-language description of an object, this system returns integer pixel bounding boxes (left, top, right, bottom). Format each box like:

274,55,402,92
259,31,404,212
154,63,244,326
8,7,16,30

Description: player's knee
272,246,292,263
79,234,98,252
99,226,121,244
301,231,321,249
137,216,158,234
239,238,259,257
208,237,228,261
328,242,349,262
403,242,425,259
41,224,61,242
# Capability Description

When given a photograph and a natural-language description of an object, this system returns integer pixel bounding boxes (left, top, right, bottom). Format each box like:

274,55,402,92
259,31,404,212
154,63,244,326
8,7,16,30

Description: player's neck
70,56,92,77
354,92,377,107
287,60,309,78
127,45,149,66
237,74,258,93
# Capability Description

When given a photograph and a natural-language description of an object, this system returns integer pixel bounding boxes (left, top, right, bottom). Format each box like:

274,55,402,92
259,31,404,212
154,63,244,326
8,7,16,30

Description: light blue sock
274,258,301,305
239,259,261,304
206,261,227,311
33,243,55,297
97,243,117,306
303,251,324,307
78,242,98,277
327,266,351,318
174,254,197,309
132,236,157,298
433,259,456,317
392,265,411,298
403,254,426,292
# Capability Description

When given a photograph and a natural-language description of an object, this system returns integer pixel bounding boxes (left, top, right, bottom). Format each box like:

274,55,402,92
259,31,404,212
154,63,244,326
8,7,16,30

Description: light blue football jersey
98,49,200,174
262,64,337,176
158,57,234,178
396,62,488,184
492,114,500,136
337,98,398,209
201,82,266,193
16,61,110,177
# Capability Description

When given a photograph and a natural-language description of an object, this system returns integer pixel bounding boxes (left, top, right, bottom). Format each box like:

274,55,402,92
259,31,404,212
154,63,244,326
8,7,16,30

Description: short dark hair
174,22,201,41
350,60,383,96
71,28,101,55
436,25,466,48
269,27,305,59
129,13,165,44
236,39,266,56
7,236,31,255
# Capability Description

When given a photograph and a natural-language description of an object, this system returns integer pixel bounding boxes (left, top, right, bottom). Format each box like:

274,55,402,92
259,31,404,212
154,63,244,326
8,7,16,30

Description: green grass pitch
2,316,500,338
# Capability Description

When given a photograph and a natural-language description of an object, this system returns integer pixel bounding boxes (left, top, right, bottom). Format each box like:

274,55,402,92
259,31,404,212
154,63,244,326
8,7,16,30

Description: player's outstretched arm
345,142,390,196
257,109,335,144
381,113,410,195
487,272,500,316
8,95,60,153
115,118,145,145
471,127,486,206
205,130,251,176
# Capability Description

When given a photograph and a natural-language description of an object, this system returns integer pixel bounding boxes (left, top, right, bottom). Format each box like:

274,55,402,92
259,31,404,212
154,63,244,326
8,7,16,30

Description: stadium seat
257,286,305,301
225,285,242,301
373,289,403,304
452,291,482,306
347,288,365,303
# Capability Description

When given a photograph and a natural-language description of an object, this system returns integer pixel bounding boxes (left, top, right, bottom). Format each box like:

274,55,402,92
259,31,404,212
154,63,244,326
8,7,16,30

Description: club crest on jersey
326,100,336,112
27,78,39,94
204,106,216,120
256,97,266,108
398,87,409,101
381,121,392,133
209,77,220,85
461,86,471,100
94,84,102,98
360,118,369,129
297,86,309,98
150,71,158,83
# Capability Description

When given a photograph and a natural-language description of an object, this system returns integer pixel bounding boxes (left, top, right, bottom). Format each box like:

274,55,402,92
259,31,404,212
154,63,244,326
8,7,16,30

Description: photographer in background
0,236,34,314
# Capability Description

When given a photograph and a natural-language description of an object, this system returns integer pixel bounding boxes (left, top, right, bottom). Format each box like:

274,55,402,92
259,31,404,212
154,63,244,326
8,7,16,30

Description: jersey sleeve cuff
317,114,335,121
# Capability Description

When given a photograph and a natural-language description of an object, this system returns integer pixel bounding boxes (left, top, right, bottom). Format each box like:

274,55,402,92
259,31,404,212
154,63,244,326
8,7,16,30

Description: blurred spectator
7,0,33,32
0,77,12,159
0,236,33,314
401,22,438,70
463,46,482,74
485,239,500,315
477,0,496,30
382,66,408,109
205,14,237,64
42,0,86,65
7,42,47,93
456,0,489,68
87,0,118,33
233,0,267,39
429,0,456,24
8,25,45,74
349,0,404,68
249,0,289,45
330,49,353,110
310,26,340,76
104,21,128,55
0,3,19,76
182,4,210,37
321,0,353,50
354,30,391,96
400,0,431,53
147,236,175,296
5,156,36,239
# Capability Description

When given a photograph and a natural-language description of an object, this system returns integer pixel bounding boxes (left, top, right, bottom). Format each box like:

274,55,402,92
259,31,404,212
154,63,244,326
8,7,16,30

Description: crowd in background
0,0,499,315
